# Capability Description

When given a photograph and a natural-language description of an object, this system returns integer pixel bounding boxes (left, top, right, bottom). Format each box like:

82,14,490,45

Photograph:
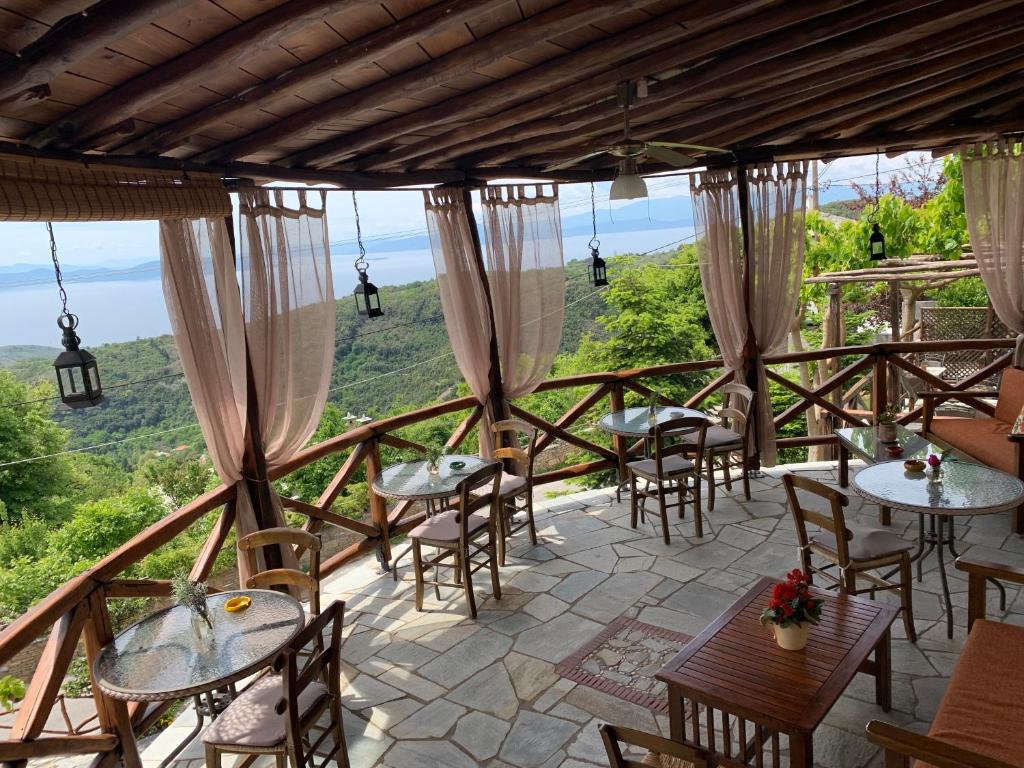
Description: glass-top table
853,461,1024,637
372,454,492,501
834,424,972,526
94,589,304,767
95,589,304,701
599,406,705,438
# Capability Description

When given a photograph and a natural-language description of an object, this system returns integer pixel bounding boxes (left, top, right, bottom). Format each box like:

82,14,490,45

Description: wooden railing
0,338,1013,767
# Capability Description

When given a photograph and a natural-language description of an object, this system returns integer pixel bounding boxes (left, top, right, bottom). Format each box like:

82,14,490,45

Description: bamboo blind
0,154,231,221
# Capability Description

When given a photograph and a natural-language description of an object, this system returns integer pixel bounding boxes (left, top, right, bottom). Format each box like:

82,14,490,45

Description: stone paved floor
138,460,1024,768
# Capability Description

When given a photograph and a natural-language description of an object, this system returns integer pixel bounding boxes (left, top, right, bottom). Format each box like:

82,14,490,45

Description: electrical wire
0,423,204,469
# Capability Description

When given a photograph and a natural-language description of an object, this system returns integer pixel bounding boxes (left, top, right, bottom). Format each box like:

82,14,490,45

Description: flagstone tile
379,667,446,701
447,661,519,718
389,699,465,739
419,627,513,686
513,613,604,663
523,593,570,622
549,570,609,602
499,711,578,768
453,711,511,761
505,651,559,701
573,571,662,623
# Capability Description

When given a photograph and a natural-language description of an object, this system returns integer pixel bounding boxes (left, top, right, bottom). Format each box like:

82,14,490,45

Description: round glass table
599,406,706,500
598,406,705,438
372,454,492,501
94,589,304,766
373,454,494,580
853,461,1024,637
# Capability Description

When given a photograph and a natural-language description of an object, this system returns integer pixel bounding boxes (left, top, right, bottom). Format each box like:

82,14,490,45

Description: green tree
0,371,73,522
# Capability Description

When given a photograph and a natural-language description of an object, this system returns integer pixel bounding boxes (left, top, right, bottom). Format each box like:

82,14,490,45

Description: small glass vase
878,422,897,442
189,605,213,641
647,407,658,427
427,461,441,476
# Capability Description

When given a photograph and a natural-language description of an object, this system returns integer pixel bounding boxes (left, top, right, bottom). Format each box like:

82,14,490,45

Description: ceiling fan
544,80,730,199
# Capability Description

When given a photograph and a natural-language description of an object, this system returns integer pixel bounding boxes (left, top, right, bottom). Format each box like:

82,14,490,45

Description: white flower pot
769,621,811,651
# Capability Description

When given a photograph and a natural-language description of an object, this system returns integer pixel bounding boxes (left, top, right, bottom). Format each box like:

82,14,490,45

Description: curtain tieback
1014,334,1024,369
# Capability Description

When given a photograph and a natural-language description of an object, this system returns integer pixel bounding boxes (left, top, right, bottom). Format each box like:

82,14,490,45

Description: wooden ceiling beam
196,0,656,163
734,119,1024,162
286,0,788,170
28,0,362,150
881,73,1024,133
728,49,1024,149
0,140,607,189
0,0,195,102
410,0,1009,171
350,0,897,172
117,0,504,156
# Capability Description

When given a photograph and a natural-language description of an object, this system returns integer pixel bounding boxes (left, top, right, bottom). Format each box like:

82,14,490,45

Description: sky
0,152,934,270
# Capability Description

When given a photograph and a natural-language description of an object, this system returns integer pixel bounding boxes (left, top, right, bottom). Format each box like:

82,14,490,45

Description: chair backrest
238,526,322,616
492,418,538,482
455,462,501,543
275,599,345,768
720,382,753,437
600,723,708,768
652,416,708,476
782,474,852,565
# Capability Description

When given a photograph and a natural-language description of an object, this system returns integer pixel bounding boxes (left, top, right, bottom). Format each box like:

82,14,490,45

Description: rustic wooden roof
0,0,1021,188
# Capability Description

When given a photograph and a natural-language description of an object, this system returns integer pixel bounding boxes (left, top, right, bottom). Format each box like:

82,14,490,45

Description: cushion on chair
203,674,329,748
929,417,1016,475
627,455,694,480
409,510,489,542
994,367,1024,425
917,619,1024,768
811,523,913,562
641,751,695,768
474,473,527,498
679,424,742,449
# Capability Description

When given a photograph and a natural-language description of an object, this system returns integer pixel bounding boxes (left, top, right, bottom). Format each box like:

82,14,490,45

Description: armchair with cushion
922,366,1024,534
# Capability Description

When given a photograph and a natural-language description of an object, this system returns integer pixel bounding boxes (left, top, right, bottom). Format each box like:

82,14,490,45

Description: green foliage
49,488,165,563
139,454,217,508
0,370,73,522
933,276,988,308
0,674,25,710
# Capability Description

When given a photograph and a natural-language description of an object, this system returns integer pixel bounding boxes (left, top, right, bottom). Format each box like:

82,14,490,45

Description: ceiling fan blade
648,141,730,154
644,145,698,168
543,150,608,172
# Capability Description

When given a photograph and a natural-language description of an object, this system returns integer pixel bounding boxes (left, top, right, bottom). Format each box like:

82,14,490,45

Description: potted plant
172,572,212,639
760,569,823,651
877,404,900,442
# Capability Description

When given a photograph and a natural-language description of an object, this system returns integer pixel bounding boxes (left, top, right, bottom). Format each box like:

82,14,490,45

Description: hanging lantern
869,222,886,260
45,223,103,408
350,191,383,318
587,183,609,286
54,314,104,408
867,152,886,261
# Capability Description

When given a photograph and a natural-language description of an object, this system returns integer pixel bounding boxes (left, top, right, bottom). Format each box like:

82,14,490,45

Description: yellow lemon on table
224,595,252,613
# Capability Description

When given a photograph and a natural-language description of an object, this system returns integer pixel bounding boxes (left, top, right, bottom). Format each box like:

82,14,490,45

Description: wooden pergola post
737,164,762,470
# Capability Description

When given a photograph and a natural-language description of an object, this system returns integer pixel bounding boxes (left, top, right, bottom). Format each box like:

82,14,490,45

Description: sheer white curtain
961,139,1024,365
692,162,808,466
747,162,809,465
481,184,565,399
160,189,335,580
424,187,495,453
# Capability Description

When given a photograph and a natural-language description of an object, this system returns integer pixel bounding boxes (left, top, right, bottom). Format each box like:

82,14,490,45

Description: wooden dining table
657,577,897,767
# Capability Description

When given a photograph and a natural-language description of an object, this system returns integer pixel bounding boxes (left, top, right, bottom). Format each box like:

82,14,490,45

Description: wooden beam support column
737,165,763,470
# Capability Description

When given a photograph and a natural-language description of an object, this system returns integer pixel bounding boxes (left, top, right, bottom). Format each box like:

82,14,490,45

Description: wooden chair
490,418,540,565
783,474,917,642
204,600,349,768
600,723,708,768
682,382,753,510
628,416,708,544
238,527,322,617
410,462,502,619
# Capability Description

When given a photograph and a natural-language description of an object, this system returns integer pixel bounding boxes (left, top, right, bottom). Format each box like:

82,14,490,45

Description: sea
0,228,694,348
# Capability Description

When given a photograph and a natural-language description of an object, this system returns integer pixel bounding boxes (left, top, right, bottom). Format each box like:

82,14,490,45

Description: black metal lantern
350,191,383,318
587,182,609,287
354,265,383,318
869,222,886,260
54,313,104,408
45,223,103,408
588,240,608,287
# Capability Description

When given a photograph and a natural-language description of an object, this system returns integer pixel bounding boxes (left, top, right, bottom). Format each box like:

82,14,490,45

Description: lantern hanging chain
352,191,368,273
47,222,71,319
588,182,600,251
871,152,881,222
